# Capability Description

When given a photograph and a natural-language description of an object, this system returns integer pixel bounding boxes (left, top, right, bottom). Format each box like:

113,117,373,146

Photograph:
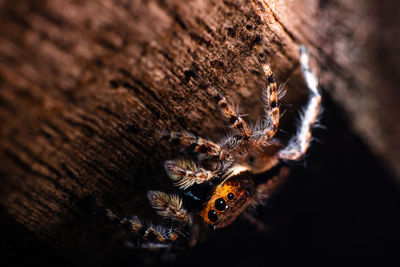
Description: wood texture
0,0,399,263
0,0,306,239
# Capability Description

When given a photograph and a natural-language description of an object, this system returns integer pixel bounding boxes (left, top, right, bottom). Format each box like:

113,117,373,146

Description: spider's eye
227,193,235,200
214,198,226,211
208,210,218,222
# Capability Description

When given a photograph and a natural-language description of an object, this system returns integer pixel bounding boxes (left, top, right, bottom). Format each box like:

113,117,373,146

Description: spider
105,46,321,249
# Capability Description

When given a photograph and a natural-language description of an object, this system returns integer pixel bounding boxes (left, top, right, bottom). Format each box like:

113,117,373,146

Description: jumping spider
105,46,321,249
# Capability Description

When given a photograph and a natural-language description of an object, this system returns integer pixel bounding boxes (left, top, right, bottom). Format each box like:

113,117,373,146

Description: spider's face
200,165,255,229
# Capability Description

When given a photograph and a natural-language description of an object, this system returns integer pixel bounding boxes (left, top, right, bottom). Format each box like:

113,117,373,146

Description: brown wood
0,0,399,262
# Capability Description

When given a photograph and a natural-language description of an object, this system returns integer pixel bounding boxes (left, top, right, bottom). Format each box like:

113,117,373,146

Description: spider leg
164,159,214,189
250,166,289,207
147,191,193,225
104,192,194,248
242,167,288,233
105,208,180,244
207,87,252,140
147,191,198,246
278,46,322,161
164,131,225,159
256,53,281,142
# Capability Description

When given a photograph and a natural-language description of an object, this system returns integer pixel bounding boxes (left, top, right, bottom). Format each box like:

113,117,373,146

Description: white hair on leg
278,46,322,161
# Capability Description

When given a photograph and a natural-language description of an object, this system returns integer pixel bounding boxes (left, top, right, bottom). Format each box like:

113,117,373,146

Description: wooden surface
0,0,399,265
0,0,308,239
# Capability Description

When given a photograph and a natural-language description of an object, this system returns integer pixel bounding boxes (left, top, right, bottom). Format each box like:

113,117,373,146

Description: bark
0,0,399,264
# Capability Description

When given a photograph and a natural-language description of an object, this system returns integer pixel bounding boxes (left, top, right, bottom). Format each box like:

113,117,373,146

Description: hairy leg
147,191,193,225
242,167,289,233
250,166,289,207
147,191,201,248
105,208,179,245
104,192,193,248
163,131,224,159
278,46,322,161
207,87,252,140
257,53,281,142
164,159,214,189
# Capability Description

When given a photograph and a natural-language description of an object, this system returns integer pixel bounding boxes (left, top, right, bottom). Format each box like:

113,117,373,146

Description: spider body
105,46,321,249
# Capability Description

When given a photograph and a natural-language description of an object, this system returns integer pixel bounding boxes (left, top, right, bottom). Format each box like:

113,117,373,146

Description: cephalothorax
105,46,321,248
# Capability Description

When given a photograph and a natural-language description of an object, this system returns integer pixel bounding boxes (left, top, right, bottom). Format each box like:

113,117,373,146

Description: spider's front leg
277,46,322,161
105,191,194,249
146,191,192,225
147,191,200,247
164,159,215,189
105,208,178,248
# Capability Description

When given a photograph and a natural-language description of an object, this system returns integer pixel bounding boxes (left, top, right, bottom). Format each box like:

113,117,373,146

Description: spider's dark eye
208,210,218,222
227,193,235,200
214,198,226,211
